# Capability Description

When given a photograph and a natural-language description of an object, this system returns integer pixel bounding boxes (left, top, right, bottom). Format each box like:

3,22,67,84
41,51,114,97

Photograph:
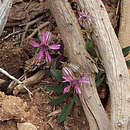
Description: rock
0,92,29,122
17,122,37,130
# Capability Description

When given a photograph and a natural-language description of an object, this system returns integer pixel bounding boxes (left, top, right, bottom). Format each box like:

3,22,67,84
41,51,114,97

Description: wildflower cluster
28,28,90,123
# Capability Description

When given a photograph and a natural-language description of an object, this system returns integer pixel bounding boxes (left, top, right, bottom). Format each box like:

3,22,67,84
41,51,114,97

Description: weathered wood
119,0,130,73
119,0,130,47
0,0,12,36
48,0,111,130
77,0,130,129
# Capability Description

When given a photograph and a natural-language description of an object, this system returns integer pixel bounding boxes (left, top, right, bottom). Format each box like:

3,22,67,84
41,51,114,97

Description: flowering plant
78,9,88,22
62,66,89,94
45,64,89,123
29,32,60,62
78,9,91,28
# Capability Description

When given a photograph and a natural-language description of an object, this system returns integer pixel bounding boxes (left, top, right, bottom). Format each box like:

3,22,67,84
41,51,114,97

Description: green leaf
73,94,81,105
58,100,74,123
86,38,100,58
95,71,103,81
96,75,105,87
126,60,130,67
45,85,64,93
49,94,68,105
122,46,130,57
50,69,62,81
95,71,105,87
86,38,97,58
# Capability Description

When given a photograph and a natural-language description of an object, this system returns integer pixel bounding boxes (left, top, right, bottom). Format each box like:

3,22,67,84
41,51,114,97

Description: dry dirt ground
0,0,119,129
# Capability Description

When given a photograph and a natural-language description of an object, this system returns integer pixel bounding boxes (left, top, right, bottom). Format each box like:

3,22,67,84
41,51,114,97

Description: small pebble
17,122,37,130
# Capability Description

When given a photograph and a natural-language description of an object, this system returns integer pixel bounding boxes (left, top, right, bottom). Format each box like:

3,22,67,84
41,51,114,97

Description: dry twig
0,68,32,95
27,21,50,39
12,70,45,95
2,30,24,41
21,16,44,45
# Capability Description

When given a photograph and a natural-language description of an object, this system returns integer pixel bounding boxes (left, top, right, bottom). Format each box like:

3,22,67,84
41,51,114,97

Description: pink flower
62,67,89,94
78,9,88,21
29,32,60,62
78,9,91,28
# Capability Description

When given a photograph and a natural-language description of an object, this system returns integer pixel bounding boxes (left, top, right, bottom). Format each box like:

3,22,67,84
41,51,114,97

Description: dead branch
0,0,12,36
0,79,6,86
77,0,130,129
2,30,24,41
12,70,45,95
27,21,50,39
119,0,130,47
119,0,130,73
48,0,111,129
8,75,25,94
21,16,44,45
0,68,32,95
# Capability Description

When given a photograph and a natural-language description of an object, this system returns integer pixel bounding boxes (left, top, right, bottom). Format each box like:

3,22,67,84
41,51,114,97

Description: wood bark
119,0,130,73
48,0,111,130
0,0,12,36
77,0,130,129
118,0,130,48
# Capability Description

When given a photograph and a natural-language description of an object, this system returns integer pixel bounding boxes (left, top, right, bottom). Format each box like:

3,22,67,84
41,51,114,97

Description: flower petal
79,79,90,84
45,50,51,62
78,16,82,21
82,15,87,19
37,48,44,61
81,11,86,15
29,40,40,47
64,85,71,94
63,76,72,82
48,44,60,50
62,67,73,77
79,73,89,83
74,84,81,94
81,73,88,78
42,32,47,45
46,32,51,42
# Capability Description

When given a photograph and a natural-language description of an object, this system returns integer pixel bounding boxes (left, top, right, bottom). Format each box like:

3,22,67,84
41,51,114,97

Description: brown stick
27,21,50,39
13,70,45,95
0,79,6,85
21,16,44,45
77,0,130,129
48,0,111,129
